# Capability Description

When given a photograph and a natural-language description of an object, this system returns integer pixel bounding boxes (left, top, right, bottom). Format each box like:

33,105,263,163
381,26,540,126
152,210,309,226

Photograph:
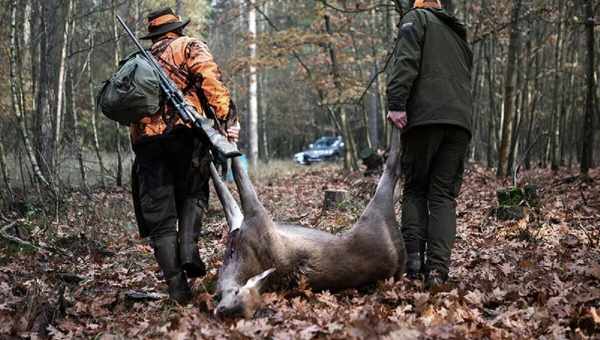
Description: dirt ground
1,163,599,339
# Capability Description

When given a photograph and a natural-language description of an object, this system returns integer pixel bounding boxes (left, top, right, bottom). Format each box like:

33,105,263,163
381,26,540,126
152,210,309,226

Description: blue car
294,136,344,165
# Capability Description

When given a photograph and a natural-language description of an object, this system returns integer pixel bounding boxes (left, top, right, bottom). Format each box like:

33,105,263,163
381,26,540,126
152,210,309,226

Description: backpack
97,52,161,125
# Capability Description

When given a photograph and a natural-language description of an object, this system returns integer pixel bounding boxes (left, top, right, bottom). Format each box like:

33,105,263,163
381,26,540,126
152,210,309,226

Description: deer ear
244,268,276,291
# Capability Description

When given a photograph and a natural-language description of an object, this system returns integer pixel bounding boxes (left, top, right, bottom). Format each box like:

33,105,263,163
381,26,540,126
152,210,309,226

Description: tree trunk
259,73,270,162
10,0,49,188
67,61,86,189
485,39,496,168
497,0,522,178
112,0,123,186
87,29,106,188
324,14,358,170
550,0,564,171
35,1,53,182
176,0,184,15
248,0,259,171
581,0,597,176
53,0,73,176
0,142,13,204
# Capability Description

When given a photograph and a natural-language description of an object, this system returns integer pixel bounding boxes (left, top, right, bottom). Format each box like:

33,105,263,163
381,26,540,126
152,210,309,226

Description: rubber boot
179,200,207,278
425,269,449,291
406,252,422,280
152,234,192,304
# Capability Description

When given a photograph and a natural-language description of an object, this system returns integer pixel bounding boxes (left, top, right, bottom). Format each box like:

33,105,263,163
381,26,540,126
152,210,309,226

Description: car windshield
312,137,337,149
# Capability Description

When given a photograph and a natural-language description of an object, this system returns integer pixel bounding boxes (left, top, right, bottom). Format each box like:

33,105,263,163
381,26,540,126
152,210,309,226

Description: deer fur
211,128,406,319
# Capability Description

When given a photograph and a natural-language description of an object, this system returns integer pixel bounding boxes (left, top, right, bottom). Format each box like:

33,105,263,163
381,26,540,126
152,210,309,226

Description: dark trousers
400,124,470,275
131,128,210,240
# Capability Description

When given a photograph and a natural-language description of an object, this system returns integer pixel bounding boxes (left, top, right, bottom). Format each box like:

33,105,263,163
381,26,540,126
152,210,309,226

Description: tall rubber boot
179,200,206,278
152,234,192,304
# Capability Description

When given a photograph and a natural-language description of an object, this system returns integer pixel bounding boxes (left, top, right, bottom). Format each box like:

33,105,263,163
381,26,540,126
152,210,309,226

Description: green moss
497,187,525,207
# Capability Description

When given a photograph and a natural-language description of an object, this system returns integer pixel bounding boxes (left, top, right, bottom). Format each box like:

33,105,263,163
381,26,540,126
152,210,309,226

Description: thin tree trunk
497,0,522,177
10,0,49,188
507,34,525,177
112,0,123,186
581,0,596,176
524,48,540,170
68,64,86,189
259,73,270,162
0,142,13,203
35,1,53,182
470,41,483,161
87,30,106,188
248,0,259,171
550,0,564,171
176,0,183,15
53,0,73,177
485,39,496,168
324,14,358,170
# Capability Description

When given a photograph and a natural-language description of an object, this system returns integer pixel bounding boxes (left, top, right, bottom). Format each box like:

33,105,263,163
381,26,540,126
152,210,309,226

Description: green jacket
387,8,473,135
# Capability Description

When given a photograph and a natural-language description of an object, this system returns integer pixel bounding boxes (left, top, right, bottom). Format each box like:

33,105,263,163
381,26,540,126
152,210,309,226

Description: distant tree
580,0,597,177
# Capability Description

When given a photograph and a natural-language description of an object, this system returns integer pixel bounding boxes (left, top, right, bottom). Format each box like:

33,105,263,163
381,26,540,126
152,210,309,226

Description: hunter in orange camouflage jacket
130,31,236,143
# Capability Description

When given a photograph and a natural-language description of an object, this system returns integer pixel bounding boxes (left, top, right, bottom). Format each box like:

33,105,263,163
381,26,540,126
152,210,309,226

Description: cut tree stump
495,185,540,220
360,148,384,176
323,190,347,210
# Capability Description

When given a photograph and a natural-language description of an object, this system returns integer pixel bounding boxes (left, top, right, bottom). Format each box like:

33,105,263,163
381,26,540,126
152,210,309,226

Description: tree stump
323,190,347,210
495,185,540,220
360,148,384,176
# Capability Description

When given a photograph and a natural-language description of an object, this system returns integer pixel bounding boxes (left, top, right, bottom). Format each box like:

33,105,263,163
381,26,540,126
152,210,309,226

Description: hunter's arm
185,40,235,122
386,10,426,112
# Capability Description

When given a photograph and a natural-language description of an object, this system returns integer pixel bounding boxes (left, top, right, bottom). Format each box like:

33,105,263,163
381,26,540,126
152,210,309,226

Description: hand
387,111,407,129
226,123,240,143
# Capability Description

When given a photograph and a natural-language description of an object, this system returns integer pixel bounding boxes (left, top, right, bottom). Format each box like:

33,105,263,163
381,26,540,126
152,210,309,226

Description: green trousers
400,124,470,275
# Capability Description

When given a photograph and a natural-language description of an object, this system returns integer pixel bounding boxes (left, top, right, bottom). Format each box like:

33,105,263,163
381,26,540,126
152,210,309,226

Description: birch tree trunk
248,0,259,171
497,0,522,177
10,0,49,188
53,0,73,175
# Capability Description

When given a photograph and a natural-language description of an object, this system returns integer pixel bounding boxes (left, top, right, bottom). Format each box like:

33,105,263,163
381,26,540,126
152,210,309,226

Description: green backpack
97,52,161,125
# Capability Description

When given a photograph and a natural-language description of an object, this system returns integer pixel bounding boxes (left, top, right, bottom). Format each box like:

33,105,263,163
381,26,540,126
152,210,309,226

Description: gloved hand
387,111,408,129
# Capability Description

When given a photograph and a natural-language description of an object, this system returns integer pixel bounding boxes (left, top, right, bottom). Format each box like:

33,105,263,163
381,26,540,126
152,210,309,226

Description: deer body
211,129,406,318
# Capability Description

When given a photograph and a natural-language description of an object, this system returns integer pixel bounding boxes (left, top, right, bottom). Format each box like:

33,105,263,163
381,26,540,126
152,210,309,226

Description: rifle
116,15,241,158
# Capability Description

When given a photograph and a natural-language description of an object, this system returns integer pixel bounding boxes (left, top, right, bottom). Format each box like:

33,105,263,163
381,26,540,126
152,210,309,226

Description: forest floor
1,163,600,339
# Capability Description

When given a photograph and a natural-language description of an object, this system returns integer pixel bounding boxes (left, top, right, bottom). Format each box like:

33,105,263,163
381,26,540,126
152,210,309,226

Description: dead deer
209,128,406,319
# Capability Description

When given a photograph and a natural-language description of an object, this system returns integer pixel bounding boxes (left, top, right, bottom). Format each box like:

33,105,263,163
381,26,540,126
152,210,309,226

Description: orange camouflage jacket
130,32,235,143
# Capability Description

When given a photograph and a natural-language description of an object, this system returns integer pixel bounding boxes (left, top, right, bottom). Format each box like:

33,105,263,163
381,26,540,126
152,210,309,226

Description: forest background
0,0,598,201
0,0,599,338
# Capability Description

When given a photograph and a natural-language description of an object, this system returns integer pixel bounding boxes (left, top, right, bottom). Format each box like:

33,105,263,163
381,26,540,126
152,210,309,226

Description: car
294,136,344,165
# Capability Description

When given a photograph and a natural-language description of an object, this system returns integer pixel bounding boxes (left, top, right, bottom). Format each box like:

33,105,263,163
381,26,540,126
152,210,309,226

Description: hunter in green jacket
387,0,473,289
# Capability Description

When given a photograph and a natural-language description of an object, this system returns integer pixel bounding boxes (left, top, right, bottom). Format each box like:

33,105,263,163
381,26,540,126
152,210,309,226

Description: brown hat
413,0,442,9
140,7,190,40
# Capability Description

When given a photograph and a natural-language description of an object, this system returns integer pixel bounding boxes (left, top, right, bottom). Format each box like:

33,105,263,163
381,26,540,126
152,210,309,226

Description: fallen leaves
1,166,600,338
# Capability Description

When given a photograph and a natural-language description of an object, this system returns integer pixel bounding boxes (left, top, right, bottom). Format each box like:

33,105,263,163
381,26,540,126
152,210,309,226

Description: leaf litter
0,165,599,339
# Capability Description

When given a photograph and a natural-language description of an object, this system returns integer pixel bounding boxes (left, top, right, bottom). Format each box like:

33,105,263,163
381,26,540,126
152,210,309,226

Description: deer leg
231,157,268,217
209,162,243,231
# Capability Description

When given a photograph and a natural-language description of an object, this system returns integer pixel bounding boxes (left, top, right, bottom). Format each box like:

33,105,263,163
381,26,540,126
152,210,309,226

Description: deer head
214,268,275,319
209,160,276,319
